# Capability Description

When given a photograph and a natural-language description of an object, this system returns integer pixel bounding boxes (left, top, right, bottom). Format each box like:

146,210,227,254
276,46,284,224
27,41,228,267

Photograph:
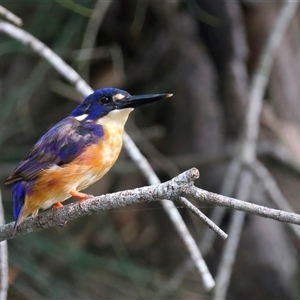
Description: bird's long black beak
116,93,172,109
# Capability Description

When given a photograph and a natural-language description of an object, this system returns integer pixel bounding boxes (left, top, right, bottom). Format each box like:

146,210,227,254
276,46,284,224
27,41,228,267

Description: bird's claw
56,220,68,227
79,194,93,208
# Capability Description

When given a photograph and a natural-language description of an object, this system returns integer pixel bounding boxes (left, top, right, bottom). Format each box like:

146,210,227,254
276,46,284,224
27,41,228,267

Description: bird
5,87,172,231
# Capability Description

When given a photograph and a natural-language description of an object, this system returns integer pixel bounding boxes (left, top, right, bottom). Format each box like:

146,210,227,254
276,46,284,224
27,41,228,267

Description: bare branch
0,169,193,241
1,167,300,242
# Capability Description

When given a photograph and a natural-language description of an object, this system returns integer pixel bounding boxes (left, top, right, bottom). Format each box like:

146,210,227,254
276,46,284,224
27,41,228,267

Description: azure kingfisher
5,88,172,231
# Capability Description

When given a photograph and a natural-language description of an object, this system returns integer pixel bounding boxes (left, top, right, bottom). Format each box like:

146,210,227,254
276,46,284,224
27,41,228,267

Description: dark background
1,1,300,299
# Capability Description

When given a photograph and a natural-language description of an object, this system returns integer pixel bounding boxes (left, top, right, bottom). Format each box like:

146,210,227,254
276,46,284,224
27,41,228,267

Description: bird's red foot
53,202,63,210
70,190,93,204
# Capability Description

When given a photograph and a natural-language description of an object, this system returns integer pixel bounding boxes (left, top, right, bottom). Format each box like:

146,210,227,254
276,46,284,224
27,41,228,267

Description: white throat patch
96,108,134,127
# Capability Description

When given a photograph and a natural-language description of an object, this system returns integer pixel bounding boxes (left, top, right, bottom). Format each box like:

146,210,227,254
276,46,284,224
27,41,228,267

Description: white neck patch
74,114,88,121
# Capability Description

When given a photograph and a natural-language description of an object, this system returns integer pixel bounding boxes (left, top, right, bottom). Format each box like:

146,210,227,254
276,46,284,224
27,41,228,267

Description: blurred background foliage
1,0,300,299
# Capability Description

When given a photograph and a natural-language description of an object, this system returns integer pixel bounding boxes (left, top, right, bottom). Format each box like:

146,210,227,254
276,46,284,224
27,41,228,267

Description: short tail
12,181,28,232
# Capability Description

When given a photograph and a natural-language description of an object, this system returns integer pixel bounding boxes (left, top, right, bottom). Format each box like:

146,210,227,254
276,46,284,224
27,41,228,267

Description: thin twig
178,197,227,240
0,5,22,26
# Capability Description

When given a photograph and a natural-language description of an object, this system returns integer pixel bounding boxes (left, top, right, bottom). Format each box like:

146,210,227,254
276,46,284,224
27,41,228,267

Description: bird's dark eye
100,96,112,104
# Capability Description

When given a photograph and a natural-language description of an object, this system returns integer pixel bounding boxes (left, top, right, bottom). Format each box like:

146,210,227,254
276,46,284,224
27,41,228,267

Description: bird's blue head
70,88,172,124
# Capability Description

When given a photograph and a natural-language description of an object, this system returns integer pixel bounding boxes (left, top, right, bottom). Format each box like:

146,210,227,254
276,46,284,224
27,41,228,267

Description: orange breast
22,125,124,216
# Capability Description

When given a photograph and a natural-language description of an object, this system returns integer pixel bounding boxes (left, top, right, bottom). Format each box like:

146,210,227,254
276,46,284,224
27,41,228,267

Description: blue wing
5,117,104,184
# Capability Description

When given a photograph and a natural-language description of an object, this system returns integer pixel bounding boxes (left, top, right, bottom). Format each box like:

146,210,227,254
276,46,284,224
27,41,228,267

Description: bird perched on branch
5,88,172,231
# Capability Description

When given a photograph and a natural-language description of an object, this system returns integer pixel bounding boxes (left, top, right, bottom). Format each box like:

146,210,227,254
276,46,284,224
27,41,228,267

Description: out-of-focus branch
213,171,252,300
55,0,93,17
213,2,299,299
248,160,300,239
0,191,8,300
77,0,113,78
0,21,93,97
128,121,180,178
130,0,148,36
74,44,125,83
241,1,299,161
0,18,215,290
0,5,22,26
